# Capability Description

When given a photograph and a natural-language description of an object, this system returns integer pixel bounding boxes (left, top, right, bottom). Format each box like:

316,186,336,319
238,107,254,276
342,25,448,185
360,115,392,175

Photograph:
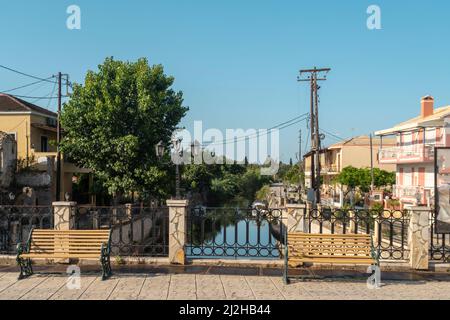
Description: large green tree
60,57,188,200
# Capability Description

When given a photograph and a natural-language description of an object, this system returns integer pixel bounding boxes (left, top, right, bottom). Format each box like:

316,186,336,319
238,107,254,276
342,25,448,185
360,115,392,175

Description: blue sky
0,0,449,162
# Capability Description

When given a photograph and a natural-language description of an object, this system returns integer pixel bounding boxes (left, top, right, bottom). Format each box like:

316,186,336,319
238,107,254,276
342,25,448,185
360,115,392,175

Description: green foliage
282,164,304,185
255,184,271,202
60,57,188,198
336,166,395,192
371,202,384,213
183,160,272,206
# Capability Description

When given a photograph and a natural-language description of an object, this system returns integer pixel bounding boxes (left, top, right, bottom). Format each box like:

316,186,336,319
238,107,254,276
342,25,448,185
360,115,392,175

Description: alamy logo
66,5,81,30
66,265,81,290
367,5,382,30
366,265,381,289
171,121,280,175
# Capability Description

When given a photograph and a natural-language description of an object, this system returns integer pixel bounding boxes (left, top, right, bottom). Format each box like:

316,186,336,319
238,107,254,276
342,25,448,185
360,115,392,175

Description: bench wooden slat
286,232,376,265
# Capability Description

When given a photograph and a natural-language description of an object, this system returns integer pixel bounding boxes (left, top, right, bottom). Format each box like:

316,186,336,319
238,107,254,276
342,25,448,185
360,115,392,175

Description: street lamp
155,141,165,159
155,139,183,200
171,137,183,200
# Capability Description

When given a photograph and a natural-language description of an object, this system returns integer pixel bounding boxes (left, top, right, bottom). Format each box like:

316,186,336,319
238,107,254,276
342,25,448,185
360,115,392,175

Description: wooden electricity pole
56,72,62,201
298,67,331,207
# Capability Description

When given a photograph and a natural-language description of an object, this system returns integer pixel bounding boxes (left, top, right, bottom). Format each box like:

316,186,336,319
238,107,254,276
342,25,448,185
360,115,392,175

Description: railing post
167,199,189,265
408,207,430,270
53,202,77,230
125,203,133,220
285,204,308,233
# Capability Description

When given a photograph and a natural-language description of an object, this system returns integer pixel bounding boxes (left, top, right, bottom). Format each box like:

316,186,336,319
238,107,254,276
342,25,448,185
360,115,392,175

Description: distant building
303,135,396,207
0,131,17,189
0,93,92,204
376,96,450,208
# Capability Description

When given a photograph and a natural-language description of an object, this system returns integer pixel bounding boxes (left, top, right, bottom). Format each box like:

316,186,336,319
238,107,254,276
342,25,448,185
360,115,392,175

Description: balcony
379,145,437,164
393,185,433,205
321,164,340,174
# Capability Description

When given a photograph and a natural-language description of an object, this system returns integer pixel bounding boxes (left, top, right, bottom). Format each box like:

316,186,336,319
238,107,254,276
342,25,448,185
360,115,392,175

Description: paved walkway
0,271,449,300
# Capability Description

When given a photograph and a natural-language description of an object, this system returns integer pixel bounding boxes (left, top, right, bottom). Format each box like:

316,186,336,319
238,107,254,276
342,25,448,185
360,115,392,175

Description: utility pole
370,133,374,192
55,73,70,201
298,67,331,207
56,72,62,201
298,129,302,164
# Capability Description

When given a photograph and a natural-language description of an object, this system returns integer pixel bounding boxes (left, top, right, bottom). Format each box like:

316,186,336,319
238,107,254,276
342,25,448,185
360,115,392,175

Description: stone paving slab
0,272,449,300
138,274,170,300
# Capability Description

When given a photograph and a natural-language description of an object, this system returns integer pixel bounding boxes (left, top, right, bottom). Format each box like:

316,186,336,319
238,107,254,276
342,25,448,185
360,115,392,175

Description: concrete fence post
53,202,77,230
167,199,189,265
284,204,308,233
408,207,430,270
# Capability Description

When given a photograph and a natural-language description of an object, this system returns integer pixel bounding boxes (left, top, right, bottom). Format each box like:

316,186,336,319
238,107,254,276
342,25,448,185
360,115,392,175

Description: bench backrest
288,233,373,258
28,229,111,256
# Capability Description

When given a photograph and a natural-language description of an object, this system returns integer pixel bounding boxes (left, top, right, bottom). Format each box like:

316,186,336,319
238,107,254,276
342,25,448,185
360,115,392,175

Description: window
40,136,49,152
6,132,16,141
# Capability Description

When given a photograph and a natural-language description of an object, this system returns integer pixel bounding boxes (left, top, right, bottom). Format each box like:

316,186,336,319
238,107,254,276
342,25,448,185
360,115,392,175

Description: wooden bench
16,229,112,280
283,233,379,284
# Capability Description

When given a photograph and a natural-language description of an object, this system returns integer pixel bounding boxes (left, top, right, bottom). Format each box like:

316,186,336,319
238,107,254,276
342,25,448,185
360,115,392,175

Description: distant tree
336,166,396,202
289,158,293,166
60,57,188,201
256,185,271,203
282,164,304,185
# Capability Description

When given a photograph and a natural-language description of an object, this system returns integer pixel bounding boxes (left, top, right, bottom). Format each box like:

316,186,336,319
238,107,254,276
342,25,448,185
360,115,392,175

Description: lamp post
156,138,184,200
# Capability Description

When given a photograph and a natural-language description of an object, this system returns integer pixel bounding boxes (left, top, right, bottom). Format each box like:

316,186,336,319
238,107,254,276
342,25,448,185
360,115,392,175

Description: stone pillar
167,199,189,265
408,207,430,270
125,203,133,220
285,204,308,233
53,202,77,230
348,209,355,234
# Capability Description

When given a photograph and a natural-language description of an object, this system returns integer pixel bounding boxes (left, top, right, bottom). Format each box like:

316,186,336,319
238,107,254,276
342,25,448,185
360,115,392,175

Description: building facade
0,93,92,203
376,96,450,208
304,135,396,207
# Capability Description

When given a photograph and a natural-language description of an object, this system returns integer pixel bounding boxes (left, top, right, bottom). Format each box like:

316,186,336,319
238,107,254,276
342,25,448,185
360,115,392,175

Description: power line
181,113,310,147
0,64,57,84
0,77,55,93
0,65,71,88
3,93,63,100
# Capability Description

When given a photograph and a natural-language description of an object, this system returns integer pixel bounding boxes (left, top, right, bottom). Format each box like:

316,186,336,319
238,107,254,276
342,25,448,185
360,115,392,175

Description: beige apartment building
304,135,396,207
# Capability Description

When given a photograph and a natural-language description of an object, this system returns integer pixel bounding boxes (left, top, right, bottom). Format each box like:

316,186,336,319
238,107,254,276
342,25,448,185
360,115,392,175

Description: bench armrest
16,243,23,256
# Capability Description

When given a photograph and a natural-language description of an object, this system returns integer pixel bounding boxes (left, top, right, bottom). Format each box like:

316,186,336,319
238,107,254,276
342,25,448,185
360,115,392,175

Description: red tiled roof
0,93,57,118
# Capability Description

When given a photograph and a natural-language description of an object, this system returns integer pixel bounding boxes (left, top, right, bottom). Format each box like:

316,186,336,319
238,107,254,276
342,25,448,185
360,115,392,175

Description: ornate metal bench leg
17,257,33,280
283,238,290,285
100,245,112,281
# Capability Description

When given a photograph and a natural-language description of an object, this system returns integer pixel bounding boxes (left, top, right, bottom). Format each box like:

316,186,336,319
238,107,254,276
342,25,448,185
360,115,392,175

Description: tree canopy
60,57,188,198
336,166,395,192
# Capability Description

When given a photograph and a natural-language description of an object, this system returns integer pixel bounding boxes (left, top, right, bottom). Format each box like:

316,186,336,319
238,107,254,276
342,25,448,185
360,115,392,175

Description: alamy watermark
66,5,81,30
366,265,382,289
367,5,382,30
66,265,81,290
170,121,280,175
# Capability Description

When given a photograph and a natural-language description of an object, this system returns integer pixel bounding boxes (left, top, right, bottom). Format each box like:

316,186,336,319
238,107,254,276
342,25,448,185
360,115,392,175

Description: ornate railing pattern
0,206,53,253
0,205,168,257
75,206,169,257
430,211,450,262
186,207,284,259
307,209,411,261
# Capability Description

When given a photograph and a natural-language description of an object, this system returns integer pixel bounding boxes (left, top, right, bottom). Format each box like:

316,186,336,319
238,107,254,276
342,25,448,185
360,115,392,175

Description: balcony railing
379,145,437,164
393,185,433,204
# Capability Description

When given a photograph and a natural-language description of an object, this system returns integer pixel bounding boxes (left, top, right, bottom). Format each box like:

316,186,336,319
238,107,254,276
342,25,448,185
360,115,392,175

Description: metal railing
0,205,168,257
379,145,436,163
430,211,450,262
0,206,53,253
75,206,169,257
307,208,411,261
186,207,284,259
